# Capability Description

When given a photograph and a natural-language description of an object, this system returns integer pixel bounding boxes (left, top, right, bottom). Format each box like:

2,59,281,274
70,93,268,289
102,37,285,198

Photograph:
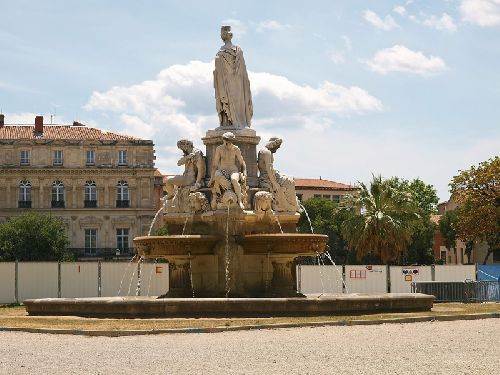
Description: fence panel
297,265,343,294
100,262,140,297
477,265,500,281
60,262,99,298
139,262,169,296
0,263,16,304
344,265,387,293
390,266,432,293
18,262,58,301
434,265,476,282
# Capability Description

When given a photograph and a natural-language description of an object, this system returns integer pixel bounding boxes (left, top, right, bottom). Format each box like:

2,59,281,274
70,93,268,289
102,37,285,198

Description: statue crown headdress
221,25,231,32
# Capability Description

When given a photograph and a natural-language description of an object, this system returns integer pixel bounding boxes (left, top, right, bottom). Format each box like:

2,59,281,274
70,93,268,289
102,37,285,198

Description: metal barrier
412,281,500,302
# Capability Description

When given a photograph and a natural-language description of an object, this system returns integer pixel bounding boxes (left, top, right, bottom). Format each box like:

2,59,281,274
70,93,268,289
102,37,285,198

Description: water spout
270,210,284,234
188,252,195,298
225,205,231,298
117,254,137,296
148,206,165,236
299,203,314,233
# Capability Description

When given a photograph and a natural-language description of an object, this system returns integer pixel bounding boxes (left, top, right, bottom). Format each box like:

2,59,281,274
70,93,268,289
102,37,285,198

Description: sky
1,0,499,201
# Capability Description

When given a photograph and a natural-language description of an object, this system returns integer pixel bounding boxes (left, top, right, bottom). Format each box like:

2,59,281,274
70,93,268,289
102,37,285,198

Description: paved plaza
0,319,499,374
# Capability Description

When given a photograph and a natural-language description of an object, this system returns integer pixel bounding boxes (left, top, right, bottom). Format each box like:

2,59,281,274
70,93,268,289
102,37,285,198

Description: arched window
116,180,129,208
19,180,32,208
84,181,97,208
51,180,65,208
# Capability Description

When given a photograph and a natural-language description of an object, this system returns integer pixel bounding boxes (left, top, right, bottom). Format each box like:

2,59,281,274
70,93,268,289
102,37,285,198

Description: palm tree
339,175,418,263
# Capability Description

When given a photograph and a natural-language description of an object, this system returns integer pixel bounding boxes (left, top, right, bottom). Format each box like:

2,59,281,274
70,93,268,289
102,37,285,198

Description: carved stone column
267,255,300,297
159,257,192,298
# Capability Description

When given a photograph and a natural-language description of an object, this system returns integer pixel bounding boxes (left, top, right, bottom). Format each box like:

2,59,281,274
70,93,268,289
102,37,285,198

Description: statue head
222,132,235,145
266,137,283,153
221,25,233,42
177,139,193,153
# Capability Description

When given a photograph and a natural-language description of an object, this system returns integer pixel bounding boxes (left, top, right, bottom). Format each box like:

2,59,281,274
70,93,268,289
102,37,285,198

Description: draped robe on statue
214,45,253,128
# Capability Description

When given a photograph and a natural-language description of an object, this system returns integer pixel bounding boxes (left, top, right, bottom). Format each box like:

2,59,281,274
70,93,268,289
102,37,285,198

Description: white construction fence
0,261,169,304
297,264,477,294
0,262,480,304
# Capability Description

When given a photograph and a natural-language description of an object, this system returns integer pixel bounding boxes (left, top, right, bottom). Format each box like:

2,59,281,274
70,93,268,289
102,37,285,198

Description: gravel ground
0,319,499,375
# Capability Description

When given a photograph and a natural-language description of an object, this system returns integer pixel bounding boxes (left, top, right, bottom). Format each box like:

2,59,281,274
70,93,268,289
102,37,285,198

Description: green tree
0,213,70,261
439,210,458,252
297,198,348,264
339,175,418,264
449,156,500,264
387,177,439,265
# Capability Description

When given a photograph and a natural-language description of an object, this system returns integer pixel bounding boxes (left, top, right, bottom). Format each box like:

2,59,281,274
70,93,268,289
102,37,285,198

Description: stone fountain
24,26,433,317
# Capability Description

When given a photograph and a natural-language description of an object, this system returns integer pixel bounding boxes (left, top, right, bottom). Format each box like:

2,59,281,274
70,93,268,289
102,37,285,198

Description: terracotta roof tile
0,125,140,141
295,178,357,190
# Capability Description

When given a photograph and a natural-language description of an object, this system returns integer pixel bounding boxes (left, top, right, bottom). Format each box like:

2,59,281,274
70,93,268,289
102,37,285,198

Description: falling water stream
188,252,195,297
324,251,349,293
225,205,231,298
299,203,314,234
146,258,158,296
270,210,283,234
127,256,142,296
135,257,144,296
117,255,137,296
181,217,189,236
148,206,164,236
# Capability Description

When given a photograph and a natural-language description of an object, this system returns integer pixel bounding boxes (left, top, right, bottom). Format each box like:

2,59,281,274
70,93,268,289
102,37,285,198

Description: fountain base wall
24,294,434,317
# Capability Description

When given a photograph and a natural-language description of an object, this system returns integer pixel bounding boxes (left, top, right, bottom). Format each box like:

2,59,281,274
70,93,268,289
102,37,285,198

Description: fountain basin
241,233,329,255
134,235,219,258
24,294,434,317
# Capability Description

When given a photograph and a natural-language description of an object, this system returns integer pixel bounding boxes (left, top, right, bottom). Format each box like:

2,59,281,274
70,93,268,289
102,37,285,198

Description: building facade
295,178,359,203
0,115,159,258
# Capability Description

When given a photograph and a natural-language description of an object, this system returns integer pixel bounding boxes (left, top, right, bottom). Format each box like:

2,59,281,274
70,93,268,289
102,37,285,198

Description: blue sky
1,0,499,200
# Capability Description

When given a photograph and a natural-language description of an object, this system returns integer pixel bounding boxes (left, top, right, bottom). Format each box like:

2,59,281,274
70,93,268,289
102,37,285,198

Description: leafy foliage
449,156,499,264
439,210,458,251
339,175,419,264
0,213,70,261
297,198,348,264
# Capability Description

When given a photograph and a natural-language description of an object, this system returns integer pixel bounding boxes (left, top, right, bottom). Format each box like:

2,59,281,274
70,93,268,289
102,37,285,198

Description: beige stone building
0,115,160,258
295,178,359,203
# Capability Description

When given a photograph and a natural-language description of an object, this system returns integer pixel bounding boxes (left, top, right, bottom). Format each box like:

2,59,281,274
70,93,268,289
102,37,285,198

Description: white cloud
341,35,352,51
85,60,381,173
365,45,447,76
423,13,457,32
255,20,290,33
330,52,345,64
460,0,500,26
393,6,407,16
363,10,399,30
221,19,247,36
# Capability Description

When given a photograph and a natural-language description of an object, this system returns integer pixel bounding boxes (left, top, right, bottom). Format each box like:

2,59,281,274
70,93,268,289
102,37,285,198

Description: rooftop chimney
34,115,43,133
73,121,85,126
0,114,4,128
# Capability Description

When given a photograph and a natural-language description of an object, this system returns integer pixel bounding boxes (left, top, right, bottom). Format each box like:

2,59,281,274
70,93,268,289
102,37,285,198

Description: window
53,150,63,165
493,249,500,262
118,150,127,165
116,228,129,253
20,150,30,166
296,193,303,201
86,150,95,165
19,180,32,208
331,195,341,204
84,229,97,255
84,181,97,208
314,194,322,198
51,180,65,208
440,250,447,264
116,180,129,207
322,194,331,199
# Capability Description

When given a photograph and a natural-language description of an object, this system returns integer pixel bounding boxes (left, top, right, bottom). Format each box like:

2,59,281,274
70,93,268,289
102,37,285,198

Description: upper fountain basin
241,233,328,255
134,235,219,258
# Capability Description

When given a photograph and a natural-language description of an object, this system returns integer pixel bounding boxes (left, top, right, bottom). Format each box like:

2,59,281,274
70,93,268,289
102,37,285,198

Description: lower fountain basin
241,233,329,255
134,235,219,258
24,294,434,317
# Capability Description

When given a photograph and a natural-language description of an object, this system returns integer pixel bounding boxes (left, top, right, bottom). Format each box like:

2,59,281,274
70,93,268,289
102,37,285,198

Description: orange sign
155,266,163,274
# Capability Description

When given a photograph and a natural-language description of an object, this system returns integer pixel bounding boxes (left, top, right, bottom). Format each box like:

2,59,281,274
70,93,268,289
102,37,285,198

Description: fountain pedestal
161,257,192,298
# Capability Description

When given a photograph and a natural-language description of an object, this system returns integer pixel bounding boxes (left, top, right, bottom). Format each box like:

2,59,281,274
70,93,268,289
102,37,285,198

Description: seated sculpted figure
208,132,247,209
165,139,206,212
258,137,298,212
